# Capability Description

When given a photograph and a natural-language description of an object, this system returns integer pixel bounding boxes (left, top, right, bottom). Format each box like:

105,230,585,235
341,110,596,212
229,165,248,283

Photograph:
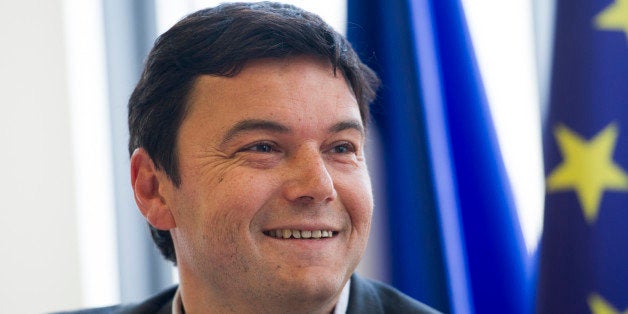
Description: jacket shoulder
51,286,177,314
347,274,442,314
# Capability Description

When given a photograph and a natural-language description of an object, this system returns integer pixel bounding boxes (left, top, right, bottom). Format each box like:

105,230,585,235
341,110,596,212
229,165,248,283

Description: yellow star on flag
546,123,628,223
588,293,628,314
594,0,628,41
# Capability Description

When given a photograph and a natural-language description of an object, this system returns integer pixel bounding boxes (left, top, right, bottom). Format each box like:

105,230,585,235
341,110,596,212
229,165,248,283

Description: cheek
195,171,279,234
174,171,268,230
174,175,277,271
336,169,374,231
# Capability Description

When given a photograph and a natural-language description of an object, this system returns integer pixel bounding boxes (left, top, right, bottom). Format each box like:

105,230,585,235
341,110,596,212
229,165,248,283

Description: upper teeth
266,229,334,239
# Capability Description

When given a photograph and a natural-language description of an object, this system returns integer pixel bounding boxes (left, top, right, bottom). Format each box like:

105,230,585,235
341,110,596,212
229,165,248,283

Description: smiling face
155,56,373,312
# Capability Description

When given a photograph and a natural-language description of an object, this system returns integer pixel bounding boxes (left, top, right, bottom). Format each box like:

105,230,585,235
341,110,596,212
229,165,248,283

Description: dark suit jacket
54,274,440,313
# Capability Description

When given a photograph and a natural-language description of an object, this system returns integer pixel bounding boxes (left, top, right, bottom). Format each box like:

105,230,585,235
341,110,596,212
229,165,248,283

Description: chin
276,267,348,302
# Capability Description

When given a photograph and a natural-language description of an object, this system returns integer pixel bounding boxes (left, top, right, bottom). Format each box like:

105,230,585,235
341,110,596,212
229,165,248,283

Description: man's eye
244,142,277,153
330,143,356,154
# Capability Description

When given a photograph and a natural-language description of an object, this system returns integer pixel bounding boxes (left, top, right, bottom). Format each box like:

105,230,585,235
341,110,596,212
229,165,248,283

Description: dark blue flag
537,0,628,313
347,0,529,313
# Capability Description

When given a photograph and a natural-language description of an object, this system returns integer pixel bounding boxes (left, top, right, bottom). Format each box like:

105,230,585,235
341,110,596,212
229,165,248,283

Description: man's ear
130,148,176,230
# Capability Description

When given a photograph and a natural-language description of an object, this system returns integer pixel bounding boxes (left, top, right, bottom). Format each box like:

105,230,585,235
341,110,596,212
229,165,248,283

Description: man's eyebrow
221,119,291,145
328,120,365,136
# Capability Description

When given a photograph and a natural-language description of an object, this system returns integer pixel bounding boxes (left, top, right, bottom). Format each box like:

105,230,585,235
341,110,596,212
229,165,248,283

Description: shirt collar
334,278,351,314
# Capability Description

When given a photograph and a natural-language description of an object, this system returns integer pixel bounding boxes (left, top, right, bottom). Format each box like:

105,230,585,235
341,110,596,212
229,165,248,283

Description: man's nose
282,147,337,205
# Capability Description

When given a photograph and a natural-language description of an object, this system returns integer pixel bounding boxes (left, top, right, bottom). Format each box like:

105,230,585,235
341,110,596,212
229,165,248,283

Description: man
60,2,439,313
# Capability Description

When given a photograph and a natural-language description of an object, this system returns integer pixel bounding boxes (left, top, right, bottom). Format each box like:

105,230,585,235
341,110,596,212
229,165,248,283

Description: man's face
161,57,373,309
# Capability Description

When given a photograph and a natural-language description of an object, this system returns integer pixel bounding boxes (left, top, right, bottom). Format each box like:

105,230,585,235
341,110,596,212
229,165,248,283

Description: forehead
182,57,361,132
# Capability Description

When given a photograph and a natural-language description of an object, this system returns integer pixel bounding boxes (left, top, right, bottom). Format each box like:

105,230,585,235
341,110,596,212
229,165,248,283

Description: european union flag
348,0,529,313
536,0,628,313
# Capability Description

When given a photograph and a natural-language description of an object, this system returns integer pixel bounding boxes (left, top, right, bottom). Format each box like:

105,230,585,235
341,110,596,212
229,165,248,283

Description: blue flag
537,0,628,313
347,0,529,313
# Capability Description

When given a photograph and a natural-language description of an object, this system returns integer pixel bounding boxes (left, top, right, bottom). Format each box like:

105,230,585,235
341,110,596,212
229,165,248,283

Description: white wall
0,1,82,313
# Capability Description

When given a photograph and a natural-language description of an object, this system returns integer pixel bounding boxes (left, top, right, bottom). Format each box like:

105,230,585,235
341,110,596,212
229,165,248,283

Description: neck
176,268,346,314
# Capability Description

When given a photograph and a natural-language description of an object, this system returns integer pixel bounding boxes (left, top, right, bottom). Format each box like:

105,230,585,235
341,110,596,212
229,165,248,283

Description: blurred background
1,0,549,313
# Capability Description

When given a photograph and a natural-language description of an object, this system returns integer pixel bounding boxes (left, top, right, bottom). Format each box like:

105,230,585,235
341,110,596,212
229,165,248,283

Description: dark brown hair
128,1,380,264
